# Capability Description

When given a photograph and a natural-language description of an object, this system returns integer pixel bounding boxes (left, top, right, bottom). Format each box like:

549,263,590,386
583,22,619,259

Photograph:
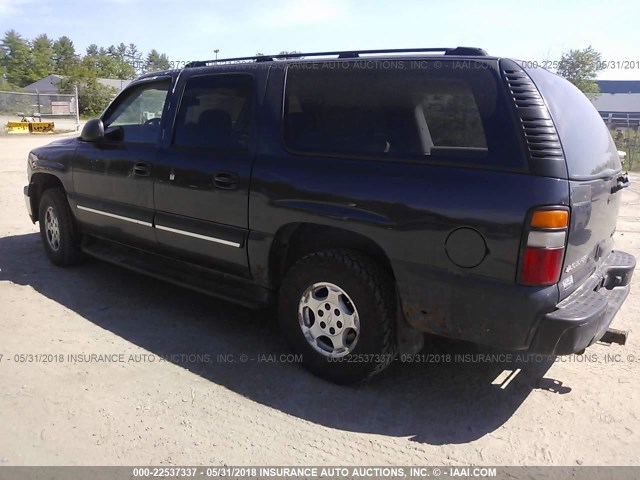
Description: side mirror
80,118,104,142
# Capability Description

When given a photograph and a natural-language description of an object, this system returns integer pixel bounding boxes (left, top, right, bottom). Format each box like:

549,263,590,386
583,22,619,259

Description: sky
0,0,638,80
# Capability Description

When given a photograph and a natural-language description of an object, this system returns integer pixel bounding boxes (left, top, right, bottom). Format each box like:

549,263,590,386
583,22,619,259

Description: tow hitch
599,328,628,346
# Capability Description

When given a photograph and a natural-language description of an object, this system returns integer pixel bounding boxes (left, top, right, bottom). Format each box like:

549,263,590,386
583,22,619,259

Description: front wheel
278,250,397,384
38,188,82,267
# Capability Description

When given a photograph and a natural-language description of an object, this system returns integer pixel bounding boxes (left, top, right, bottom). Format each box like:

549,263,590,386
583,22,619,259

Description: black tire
38,188,82,267
278,249,397,384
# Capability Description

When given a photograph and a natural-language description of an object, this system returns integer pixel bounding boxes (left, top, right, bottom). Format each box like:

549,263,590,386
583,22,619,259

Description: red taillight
518,208,569,286
520,247,564,286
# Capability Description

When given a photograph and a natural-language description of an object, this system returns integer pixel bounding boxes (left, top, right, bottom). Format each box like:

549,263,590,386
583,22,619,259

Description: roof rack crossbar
185,47,487,68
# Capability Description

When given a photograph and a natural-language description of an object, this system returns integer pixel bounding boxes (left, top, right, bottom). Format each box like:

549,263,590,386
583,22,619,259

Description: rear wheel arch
269,223,397,290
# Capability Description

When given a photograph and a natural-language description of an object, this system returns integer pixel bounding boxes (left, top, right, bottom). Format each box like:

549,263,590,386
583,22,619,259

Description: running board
82,238,272,310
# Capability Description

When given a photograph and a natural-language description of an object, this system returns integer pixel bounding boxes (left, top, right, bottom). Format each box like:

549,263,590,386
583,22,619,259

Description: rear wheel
38,188,82,266
278,249,397,384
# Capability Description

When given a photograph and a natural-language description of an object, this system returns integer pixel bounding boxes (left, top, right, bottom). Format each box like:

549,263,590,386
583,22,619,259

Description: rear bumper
529,250,635,355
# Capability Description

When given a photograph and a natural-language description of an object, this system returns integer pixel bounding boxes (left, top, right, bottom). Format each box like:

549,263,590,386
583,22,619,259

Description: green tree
116,56,136,79
104,43,136,79
29,34,55,81
86,43,99,57
556,46,605,99
82,45,104,75
77,77,117,116
0,65,21,91
58,71,117,117
126,43,143,75
98,47,122,77
0,47,8,88
145,49,170,72
1,30,168,114
116,42,128,60
0,30,32,87
53,36,78,75
84,44,135,80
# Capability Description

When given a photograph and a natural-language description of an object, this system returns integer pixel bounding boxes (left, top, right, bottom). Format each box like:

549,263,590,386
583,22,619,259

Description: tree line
0,30,171,115
1,31,605,117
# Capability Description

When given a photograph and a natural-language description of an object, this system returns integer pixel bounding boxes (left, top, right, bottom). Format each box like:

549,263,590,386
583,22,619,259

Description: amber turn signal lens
531,210,569,229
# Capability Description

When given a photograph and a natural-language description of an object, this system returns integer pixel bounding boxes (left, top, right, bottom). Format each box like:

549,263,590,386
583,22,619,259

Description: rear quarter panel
249,66,570,348
525,65,624,300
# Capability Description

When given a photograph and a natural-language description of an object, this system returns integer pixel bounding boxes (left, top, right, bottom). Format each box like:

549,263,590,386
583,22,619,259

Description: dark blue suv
24,47,635,383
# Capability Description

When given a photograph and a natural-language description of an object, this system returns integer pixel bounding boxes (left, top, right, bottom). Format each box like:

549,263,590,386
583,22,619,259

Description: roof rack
185,47,488,68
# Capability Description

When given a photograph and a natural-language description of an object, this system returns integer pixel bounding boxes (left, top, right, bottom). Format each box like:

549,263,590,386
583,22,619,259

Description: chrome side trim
76,205,153,227
156,224,241,248
76,205,241,248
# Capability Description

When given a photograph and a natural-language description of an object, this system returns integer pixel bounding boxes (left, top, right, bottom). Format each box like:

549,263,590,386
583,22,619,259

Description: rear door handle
133,162,151,177
213,171,239,190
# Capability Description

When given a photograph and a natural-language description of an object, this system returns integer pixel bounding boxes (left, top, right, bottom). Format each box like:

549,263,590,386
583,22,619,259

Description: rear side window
525,66,622,180
421,88,486,148
173,74,253,150
284,61,524,169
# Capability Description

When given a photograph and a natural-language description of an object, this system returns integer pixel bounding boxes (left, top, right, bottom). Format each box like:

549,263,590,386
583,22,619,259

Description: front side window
173,74,253,150
283,61,523,168
102,80,170,144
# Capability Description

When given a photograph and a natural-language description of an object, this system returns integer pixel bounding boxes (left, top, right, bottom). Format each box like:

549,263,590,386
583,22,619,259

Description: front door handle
133,162,151,177
213,172,238,190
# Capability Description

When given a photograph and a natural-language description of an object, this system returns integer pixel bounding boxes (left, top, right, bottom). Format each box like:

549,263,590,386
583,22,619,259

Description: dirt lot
0,134,639,466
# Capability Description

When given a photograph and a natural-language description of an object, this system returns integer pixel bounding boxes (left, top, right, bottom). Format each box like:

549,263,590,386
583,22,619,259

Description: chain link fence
1,90,80,134
603,113,640,171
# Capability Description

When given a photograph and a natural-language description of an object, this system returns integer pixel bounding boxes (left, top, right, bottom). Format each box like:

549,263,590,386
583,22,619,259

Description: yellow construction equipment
6,121,30,134
30,121,55,133
5,120,55,134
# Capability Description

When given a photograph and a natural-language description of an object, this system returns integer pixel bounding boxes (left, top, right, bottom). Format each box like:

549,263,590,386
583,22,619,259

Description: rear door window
173,74,253,150
283,60,524,169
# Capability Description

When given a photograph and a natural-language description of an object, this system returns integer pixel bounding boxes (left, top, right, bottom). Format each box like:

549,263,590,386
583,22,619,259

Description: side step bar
82,237,272,310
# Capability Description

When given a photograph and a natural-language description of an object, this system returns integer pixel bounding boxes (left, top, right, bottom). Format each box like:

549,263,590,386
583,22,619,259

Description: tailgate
562,174,625,298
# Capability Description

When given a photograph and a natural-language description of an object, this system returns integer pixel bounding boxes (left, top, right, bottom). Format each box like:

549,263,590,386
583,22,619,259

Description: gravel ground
0,134,638,466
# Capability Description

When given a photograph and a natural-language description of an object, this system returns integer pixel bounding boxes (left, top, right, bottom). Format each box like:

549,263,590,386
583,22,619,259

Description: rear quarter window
283,60,525,170
524,66,622,180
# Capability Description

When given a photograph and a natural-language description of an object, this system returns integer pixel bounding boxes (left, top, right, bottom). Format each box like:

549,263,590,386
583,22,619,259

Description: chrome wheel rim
298,282,360,358
45,206,61,251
